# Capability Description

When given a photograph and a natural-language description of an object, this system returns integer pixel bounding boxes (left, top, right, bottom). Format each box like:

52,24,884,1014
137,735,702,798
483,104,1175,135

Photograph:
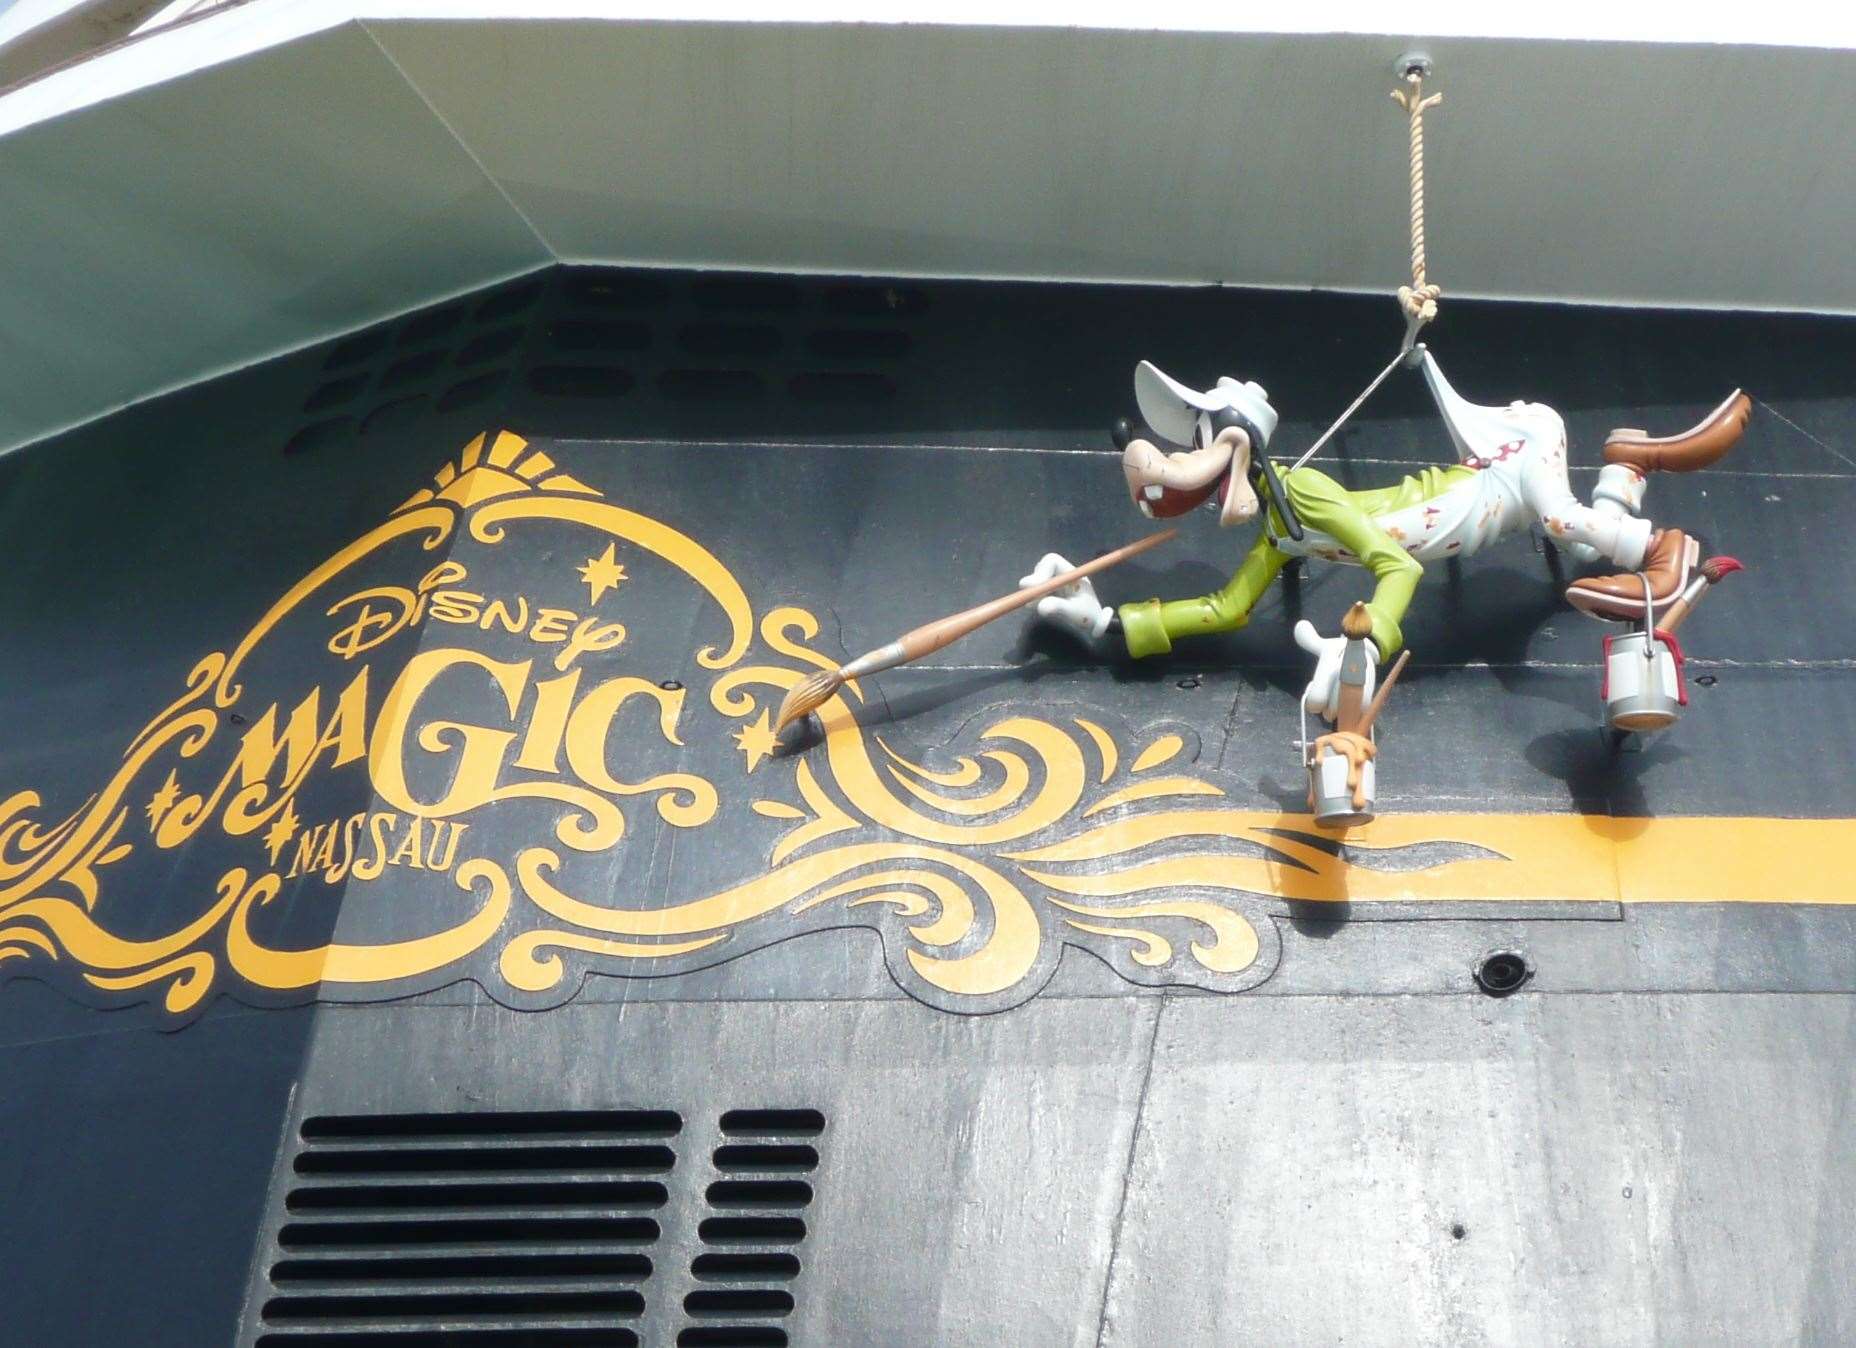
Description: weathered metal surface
1103,993,1856,1347
247,999,1160,1348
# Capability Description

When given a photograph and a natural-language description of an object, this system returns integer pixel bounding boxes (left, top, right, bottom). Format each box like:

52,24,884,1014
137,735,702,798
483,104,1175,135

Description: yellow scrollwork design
760,608,862,699
1,438,1534,1022
227,858,513,991
0,706,218,909
508,838,1042,999
815,705,1087,846
87,953,219,1016
1048,896,1259,974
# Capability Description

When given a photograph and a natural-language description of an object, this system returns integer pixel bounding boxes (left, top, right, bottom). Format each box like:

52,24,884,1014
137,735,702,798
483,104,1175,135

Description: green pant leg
1281,465,1424,659
1118,533,1290,658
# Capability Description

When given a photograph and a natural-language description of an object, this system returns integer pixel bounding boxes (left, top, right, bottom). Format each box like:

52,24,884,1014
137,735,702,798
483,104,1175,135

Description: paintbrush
1354,647,1413,738
1654,555,1744,635
773,528,1178,733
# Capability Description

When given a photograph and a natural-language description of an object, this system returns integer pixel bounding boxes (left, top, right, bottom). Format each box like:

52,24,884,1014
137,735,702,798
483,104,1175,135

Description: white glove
1294,619,1378,722
1020,552,1113,639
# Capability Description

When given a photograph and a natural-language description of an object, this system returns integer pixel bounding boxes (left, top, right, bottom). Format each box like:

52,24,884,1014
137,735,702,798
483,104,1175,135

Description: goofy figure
1021,354,1749,723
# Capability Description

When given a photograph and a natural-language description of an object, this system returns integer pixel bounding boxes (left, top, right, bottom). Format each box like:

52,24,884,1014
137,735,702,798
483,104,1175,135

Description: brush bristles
774,669,845,732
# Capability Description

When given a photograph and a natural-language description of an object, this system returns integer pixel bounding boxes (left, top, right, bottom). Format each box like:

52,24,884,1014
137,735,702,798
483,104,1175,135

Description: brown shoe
1565,529,1698,622
1604,390,1750,474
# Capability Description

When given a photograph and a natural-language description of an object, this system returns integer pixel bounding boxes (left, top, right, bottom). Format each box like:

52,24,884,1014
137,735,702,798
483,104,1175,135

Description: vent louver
287,268,925,453
255,1110,679,1347
677,1110,824,1348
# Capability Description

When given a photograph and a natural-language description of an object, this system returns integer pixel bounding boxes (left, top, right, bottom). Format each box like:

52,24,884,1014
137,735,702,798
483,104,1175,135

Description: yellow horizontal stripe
1015,812,1856,907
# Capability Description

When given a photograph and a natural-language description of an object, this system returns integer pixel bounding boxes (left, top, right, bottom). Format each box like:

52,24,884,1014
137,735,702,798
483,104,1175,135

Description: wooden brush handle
895,528,1177,661
1655,575,1710,636
1659,558,1743,637
1354,649,1412,737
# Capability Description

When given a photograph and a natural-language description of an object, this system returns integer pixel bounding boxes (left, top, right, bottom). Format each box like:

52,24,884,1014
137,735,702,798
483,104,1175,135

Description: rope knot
1398,283,1441,323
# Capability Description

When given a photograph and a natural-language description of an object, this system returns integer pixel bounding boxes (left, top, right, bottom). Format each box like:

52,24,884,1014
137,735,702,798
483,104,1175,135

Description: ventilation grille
285,268,926,453
525,272,918,410
678,1110,824,1348
289,276,543,455
256,1110,680,1347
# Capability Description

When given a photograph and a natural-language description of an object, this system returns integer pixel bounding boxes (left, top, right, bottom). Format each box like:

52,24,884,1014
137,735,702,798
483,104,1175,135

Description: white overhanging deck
0,1,1852,453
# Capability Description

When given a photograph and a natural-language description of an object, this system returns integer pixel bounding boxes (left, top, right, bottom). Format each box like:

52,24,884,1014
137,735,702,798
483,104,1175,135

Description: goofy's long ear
1212,407,1302,541
1255,453,1303,541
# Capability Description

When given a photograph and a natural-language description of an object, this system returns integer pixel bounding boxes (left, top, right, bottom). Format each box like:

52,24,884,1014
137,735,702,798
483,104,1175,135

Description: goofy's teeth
1138,501,1154,518
1144,484,1165,501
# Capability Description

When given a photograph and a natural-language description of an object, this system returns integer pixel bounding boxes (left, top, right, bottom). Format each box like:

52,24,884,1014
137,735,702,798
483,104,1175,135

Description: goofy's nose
1111,417,1137,450
1120,437,1162,489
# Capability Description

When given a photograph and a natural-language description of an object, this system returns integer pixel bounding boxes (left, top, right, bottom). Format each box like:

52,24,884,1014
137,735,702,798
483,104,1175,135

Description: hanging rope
1390,70,1444,332
1284,63,1450,475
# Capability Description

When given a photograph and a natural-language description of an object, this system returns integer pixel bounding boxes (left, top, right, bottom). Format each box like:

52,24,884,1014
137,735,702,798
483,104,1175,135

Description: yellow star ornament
145,769,182,831
263,801,301,867
577,543,627,605
733,710,780,774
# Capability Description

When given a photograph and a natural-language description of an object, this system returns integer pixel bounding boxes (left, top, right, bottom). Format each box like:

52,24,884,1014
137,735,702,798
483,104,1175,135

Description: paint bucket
1310,748,1376,827
1302,705,1376,827
1603,629,1685,733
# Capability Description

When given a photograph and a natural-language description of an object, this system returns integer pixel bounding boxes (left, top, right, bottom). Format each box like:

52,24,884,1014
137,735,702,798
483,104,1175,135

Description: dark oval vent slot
303,1110,683,1139
379,349,447,391
690,277,799,312
263,1111,675,1342
399,302,467,346
820,282,929,316
360,394,428,437
565,272,673,310
712,1144,818,1173
475,278,545,322
697,1217,807,1244
806,328,911,360
691,1253,801,1282
295,1143,677,1176
705,1181,812,1209
677,1330,787,1348
718,1110,825,1137
457,325,524,366
264,1289,645,1321
549,319,651,353
288,1183,667,1214
279,1216,660,1247
260,1332,636,1347
683,1289,795,1317
271,1252,652,1283
438,371,506,412
303,373,368,413
528,364,636,398
678,323,781,357
284,417,354,457
323,328,391,370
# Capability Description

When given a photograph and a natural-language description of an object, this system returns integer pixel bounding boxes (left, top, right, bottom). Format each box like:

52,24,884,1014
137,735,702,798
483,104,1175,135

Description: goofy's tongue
1135,472,1230,519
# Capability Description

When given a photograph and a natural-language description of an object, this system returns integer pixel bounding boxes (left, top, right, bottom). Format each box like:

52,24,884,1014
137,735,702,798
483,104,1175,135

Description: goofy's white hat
1134,361,1279,450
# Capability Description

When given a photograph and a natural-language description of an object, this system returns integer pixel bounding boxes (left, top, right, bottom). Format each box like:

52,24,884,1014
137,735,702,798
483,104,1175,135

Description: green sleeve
1281,466,1422,660
1117,530,1290,659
